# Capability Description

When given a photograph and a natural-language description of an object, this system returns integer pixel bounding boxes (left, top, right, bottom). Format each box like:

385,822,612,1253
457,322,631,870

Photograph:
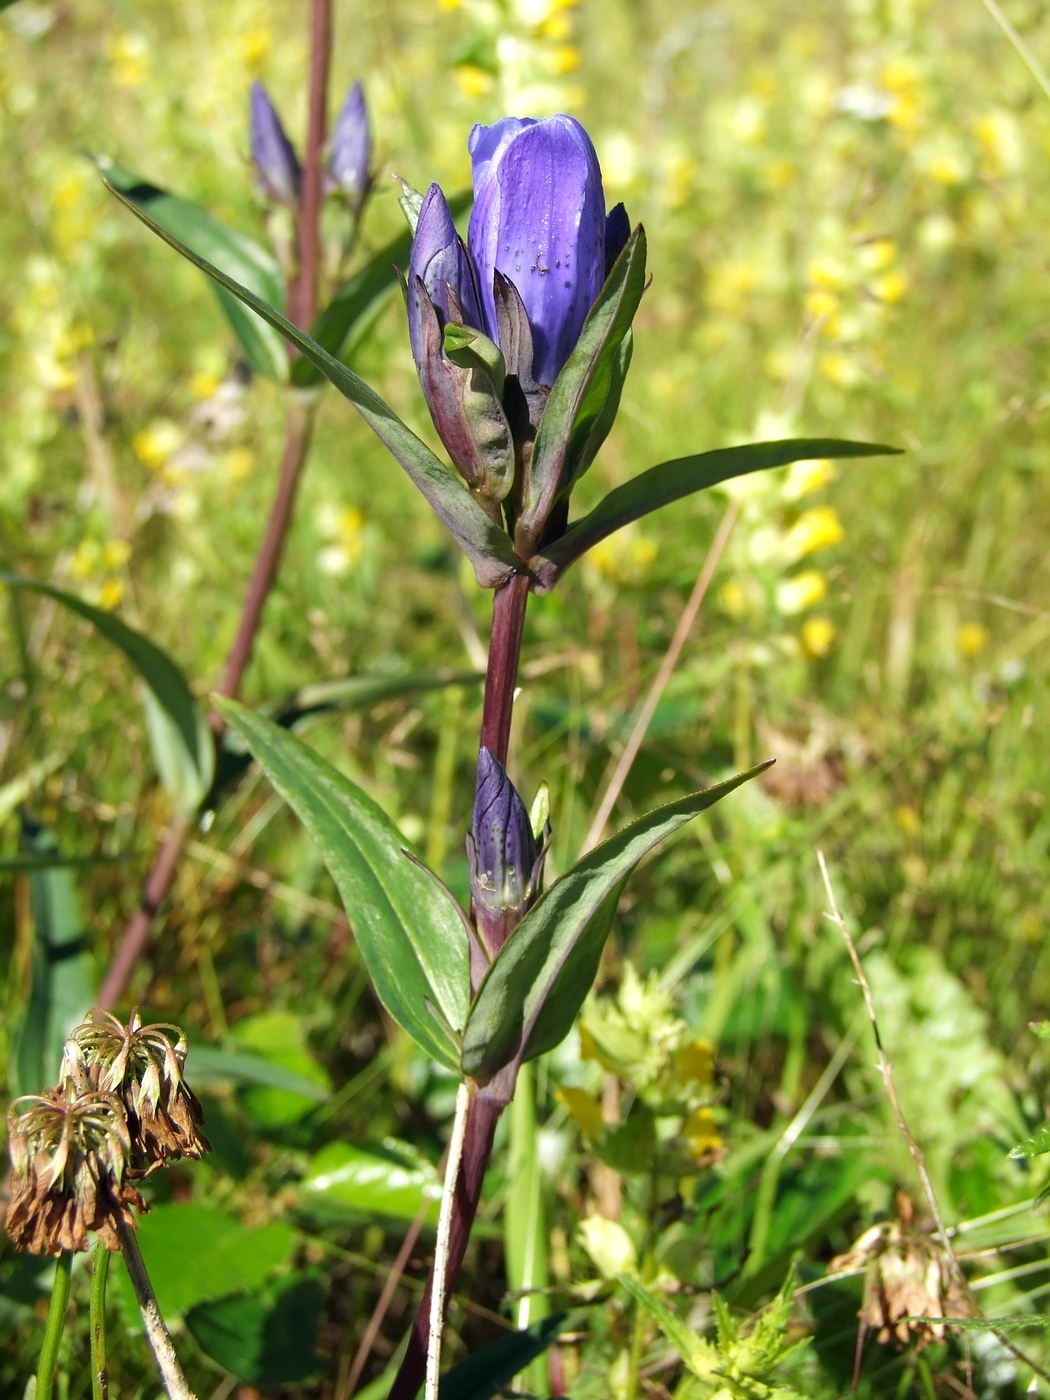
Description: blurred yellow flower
556,1086,604,1140
873,269,909,303
109,33,149,88
190,370,221,399
97,579,124,611
975,110,1023,179
958,622,989,658
860,238,897,274
537,12,573,41
674,1039,714,1087
224,447,254,482
784,457,837,500
805,288,839,322
439,0,462,9
895,804,922,837
926,150,968,186
801,616,836,657
683,1106,723,1159
242,27,272,71
548,43,581,75
102,539,131,569
777,569,827,615
133,420,183,470
577,1214,637,1278
456,64,494,98
785,505,844,558
819,350,862,388
808,255,847,291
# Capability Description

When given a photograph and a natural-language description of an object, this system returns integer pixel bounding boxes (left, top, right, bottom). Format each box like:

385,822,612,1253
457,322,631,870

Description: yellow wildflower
242,27,272,71
556,1086,604,1140
189,370,220,399
958,622,989,658
132,420,183,470
109,33,149,88
784,458,837,500
456,64,494,99
97,580,124,611
777,569,827,615
549,43,582,75
801,616,836,658
674,1039,714,1088
102,539,131,570
895,805,922,837
785,506,844,558
683,1107,723,1159
874,269,908,303
224,448,254,482
860,238,897,274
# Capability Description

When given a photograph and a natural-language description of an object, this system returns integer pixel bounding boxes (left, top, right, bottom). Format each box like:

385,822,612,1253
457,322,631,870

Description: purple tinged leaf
467,115,607,389
329,80,371,206
249,81,300,205
605,203,630,278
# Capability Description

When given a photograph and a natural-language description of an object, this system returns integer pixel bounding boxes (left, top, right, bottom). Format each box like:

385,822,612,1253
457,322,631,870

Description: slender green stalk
90,1241,110,1400
426,1080,473,1400
35,1252,72,1400
506,1061,551,1393
116,1220,197,1400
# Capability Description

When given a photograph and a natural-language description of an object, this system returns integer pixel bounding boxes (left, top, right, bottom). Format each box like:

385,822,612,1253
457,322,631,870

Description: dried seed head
63,1009,211,1170
5,1083,146,1254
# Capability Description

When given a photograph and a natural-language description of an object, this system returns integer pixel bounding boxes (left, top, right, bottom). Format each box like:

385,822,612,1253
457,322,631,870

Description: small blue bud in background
249,80,300,206
329,80,371,211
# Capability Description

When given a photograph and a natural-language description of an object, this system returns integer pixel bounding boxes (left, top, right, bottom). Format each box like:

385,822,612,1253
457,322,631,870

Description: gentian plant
100,105,894,1396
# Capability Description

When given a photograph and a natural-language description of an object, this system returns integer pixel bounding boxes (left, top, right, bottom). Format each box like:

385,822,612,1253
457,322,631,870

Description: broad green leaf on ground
106,181,522,588
518,227,647,549
0,575,212,801
462,765,771,1087
438,1312,571,1400
189,1045,330,1100
185,1270,324,1386
299,1140,441,1224
114,1204,296,1321
228,1011,332,1128
532,439,901,592
10,817,96,1095
100,160,288,381
217,698,470,1070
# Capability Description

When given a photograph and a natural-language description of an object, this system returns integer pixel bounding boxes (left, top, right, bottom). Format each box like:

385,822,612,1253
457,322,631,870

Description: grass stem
117,1219,197,1400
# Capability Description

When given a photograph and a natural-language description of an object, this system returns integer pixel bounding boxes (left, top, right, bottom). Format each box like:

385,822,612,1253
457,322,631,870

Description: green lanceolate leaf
216,698,470,1070
12,817,97,1095
100,161,288,382
1009,1125,1050,1160
105,181,522,589
461,764,771,1088
532,438,902,593
617,1274,717,1376
0,574,212,801
438,1312,571,1400
516,226,648,552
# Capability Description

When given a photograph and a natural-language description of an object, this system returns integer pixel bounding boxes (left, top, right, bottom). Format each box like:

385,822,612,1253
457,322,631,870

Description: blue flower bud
407,185,484,368
329,80,371,208
249,81,300,206
467,748,542,922
467,115,607,389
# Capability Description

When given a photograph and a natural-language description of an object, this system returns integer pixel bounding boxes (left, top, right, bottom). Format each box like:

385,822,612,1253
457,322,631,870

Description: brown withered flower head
828,1192,969,1348
62,1008,210,1170
6,1082,147,1255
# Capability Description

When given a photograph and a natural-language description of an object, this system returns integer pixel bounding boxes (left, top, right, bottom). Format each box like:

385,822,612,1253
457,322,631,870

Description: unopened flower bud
466,749,549,964
329,80,371,211
250,80,300,205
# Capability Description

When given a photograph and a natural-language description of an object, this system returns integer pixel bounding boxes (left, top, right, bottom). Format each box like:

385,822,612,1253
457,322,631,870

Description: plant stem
117,1219,197,1400
90,1239,110,1400
426,1080,472,1400
35,1251,72,1400
98,0,334,1011
479,572,530,764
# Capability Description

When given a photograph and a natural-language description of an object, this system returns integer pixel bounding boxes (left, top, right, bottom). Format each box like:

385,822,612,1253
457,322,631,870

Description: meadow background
3,0,1050,1395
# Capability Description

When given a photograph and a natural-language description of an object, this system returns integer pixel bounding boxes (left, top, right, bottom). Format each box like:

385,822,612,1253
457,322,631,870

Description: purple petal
249,81,300,205
329,80,371,202
468,114,606,387
407,184,484,366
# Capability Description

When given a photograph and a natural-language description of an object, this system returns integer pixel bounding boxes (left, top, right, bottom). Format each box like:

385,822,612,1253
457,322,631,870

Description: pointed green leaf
106,181,522,588
462,764,771,1085
438,1313,571,1400
533,439,902,592
617,1274,717,1377
101,161,288,381
216,697,470,1070
1009,1126,1050,1160
12,819,97,1095
518,227,647,551
1,575,212,799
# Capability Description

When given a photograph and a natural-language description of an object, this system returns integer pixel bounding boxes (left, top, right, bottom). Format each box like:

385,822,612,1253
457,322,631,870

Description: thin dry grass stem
816,850,1050,1387
978,0,1050,106
116,1218,197,1400
581,500,740,855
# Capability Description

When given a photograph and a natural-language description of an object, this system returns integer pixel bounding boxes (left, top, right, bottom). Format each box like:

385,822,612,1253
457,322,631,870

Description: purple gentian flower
407,115,620,394
329,80,371,208
467,116,607,389
249,81,300,205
